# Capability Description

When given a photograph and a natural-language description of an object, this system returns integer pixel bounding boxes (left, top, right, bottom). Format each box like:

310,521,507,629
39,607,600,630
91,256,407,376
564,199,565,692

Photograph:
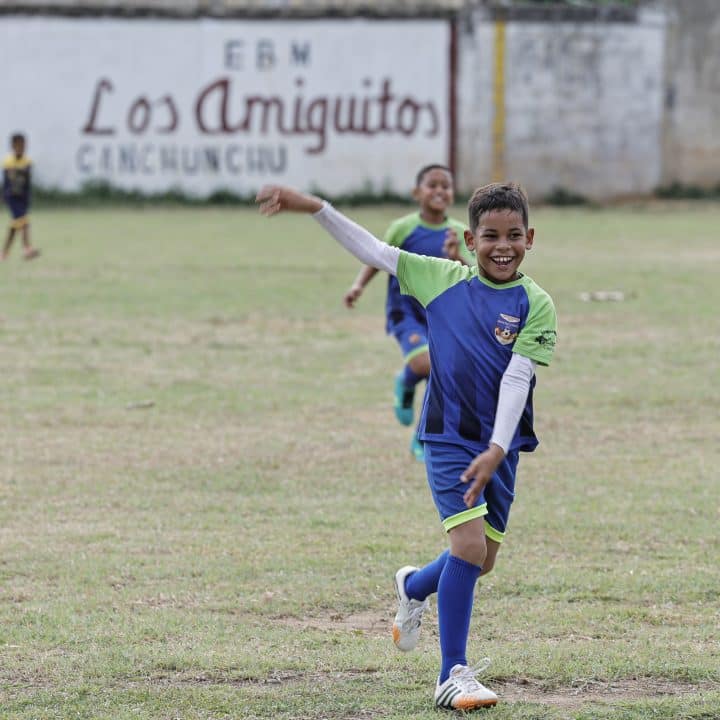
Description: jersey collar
415,212,449,230
472,268,526,289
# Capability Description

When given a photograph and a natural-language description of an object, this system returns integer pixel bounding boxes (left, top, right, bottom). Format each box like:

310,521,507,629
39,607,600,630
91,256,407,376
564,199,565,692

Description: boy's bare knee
455,541,486,567
449,520,487,567
408,352,430,378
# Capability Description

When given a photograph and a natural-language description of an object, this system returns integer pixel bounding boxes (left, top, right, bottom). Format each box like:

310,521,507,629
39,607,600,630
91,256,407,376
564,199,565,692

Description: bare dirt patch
273,610,391,636
496,676,717,709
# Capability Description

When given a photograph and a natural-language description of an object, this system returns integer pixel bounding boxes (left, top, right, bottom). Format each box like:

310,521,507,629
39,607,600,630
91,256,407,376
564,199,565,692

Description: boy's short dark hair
467,182,529,232
415,163,452,187
10,132,25,145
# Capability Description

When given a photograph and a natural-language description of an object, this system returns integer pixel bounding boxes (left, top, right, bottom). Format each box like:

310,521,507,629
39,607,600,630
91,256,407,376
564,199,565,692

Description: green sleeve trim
484,520,505,543
442,504,488,532
514,278,558,366
397,252,471,307
384,213,421,248
404,343,430,362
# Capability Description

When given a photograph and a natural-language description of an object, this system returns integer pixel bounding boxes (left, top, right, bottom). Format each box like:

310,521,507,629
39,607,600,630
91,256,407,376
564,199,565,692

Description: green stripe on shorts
442,504,488,532
484,520,506,543
404,344,429,363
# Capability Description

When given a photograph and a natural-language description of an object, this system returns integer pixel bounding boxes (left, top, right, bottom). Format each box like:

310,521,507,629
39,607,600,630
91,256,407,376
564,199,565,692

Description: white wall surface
0,17,450,196
457,8,666,199
661,0,720,186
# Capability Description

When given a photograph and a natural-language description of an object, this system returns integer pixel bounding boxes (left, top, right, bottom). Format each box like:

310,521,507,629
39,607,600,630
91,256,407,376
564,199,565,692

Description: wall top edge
0,1,648,22
475,3,639,23
0,0,466,19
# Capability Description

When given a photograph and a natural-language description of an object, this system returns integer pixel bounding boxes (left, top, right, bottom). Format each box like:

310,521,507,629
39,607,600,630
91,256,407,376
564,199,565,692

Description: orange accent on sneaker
454,697,498,709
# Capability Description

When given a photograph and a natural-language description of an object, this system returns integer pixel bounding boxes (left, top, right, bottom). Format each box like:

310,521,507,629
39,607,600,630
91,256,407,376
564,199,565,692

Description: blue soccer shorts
390,316,429,363
7,197,29,229
424,441,519,543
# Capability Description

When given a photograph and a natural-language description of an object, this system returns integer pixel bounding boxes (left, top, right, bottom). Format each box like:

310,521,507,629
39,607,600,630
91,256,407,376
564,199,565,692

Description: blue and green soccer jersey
383,213,471,333
396,252,557,453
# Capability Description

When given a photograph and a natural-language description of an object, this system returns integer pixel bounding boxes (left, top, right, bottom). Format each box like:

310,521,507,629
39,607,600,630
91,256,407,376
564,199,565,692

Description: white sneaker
391,566,429,651
434,661,498,710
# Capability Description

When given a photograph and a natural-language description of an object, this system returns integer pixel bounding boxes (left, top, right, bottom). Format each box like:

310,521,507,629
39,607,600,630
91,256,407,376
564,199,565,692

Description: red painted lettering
82,78,116,135
128,97,152,134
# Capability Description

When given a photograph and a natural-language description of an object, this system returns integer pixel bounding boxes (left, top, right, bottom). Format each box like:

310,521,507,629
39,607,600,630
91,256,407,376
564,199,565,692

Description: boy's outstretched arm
256,185,323,215
256,185,401,276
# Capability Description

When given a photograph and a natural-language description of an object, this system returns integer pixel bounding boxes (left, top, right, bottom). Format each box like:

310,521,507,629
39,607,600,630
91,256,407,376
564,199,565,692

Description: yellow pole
492,20,506,182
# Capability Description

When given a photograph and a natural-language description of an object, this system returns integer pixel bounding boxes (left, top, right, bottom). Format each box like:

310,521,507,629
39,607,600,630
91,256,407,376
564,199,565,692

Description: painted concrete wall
0,17,449,197
2,1,718,199
457,1,720,200
456,6,667,199
660,0,720,187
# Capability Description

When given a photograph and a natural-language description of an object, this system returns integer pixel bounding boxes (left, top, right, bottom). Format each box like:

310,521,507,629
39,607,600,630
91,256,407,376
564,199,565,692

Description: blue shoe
394,373,415,426
410,434,425,462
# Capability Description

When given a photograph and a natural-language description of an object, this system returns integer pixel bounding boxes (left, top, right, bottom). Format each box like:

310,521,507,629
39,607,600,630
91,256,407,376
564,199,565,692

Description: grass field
0,201,719,720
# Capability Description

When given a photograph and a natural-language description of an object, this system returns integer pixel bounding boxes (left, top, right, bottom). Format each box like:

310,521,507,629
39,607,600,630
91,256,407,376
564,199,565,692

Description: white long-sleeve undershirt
490,353,536,453
313,201,400,274
312,201,535,456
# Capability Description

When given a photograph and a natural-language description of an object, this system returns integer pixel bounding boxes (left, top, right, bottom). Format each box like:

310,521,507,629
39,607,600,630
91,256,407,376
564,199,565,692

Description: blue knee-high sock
438,555,482,683
405,550,449,601
401,364,424,389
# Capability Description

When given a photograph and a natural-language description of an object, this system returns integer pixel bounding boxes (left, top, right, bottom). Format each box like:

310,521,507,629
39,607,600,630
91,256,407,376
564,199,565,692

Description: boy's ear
411,186,421,202
526,227,535,249
464,229,476,252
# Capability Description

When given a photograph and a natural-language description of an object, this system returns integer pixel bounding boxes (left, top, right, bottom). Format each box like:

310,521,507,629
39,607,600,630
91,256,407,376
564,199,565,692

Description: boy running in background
343,165,471,461
3,133,40,261
257,182,557,710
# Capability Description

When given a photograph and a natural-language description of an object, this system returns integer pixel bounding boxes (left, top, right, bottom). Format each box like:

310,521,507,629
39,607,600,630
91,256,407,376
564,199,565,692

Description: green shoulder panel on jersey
514,277,558,367
397,251,471,307
383,212,421,247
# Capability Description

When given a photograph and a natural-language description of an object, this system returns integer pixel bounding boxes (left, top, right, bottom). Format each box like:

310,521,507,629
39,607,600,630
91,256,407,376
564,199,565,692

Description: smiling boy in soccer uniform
257,182,557,711
343,165,471,461
2,133,40,261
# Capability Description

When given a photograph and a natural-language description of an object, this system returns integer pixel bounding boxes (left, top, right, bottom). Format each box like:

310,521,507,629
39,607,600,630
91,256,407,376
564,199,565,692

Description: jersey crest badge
494,313,520,345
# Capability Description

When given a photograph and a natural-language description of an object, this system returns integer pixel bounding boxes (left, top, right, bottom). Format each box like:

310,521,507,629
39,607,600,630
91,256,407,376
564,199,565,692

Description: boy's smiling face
413,168,454,218
464,209,534,284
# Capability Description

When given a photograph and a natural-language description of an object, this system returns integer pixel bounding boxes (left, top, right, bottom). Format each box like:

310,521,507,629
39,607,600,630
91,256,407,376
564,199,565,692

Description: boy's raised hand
256,185,324,216
343,284,364,308
460,445,505,508
442,228,460,260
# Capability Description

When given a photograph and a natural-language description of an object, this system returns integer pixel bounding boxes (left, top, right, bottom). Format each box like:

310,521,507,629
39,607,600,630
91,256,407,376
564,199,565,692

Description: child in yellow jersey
3,133,41,261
